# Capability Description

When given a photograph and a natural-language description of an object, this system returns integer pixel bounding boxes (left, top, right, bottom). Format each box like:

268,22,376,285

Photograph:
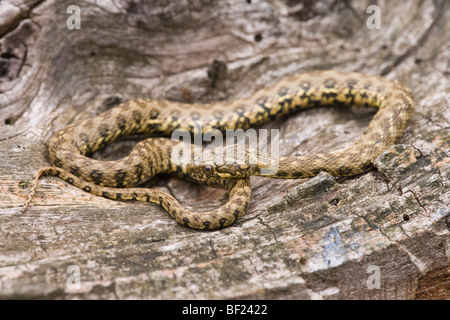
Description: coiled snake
22,71,414,230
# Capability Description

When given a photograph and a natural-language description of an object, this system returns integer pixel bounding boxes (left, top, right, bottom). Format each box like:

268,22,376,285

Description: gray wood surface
0,0,448,299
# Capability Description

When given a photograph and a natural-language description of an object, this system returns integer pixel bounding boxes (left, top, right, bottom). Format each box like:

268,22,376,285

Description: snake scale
22,71,414,230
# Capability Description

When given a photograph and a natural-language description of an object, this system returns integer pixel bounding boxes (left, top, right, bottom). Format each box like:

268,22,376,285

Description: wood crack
380,0,445,75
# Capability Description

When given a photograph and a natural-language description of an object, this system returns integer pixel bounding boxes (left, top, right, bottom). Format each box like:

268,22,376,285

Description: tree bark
0,0,448,299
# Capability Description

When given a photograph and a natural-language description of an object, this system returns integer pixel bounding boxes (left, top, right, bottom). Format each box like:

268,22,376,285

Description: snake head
186,161,258,181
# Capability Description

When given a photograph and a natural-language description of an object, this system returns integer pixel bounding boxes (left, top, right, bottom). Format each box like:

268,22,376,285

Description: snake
22,70,414,230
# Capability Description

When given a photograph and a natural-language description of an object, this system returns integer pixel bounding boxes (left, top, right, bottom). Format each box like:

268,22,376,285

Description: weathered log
0,0,448,299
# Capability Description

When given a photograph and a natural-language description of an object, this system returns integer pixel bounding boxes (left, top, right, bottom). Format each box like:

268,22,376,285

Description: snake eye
204,165,212,174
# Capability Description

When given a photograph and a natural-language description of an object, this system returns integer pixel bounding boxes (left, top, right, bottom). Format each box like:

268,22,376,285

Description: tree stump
0,0,448,299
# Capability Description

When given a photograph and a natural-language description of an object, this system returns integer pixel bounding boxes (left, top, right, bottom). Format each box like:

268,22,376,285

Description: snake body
23,71,414,230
